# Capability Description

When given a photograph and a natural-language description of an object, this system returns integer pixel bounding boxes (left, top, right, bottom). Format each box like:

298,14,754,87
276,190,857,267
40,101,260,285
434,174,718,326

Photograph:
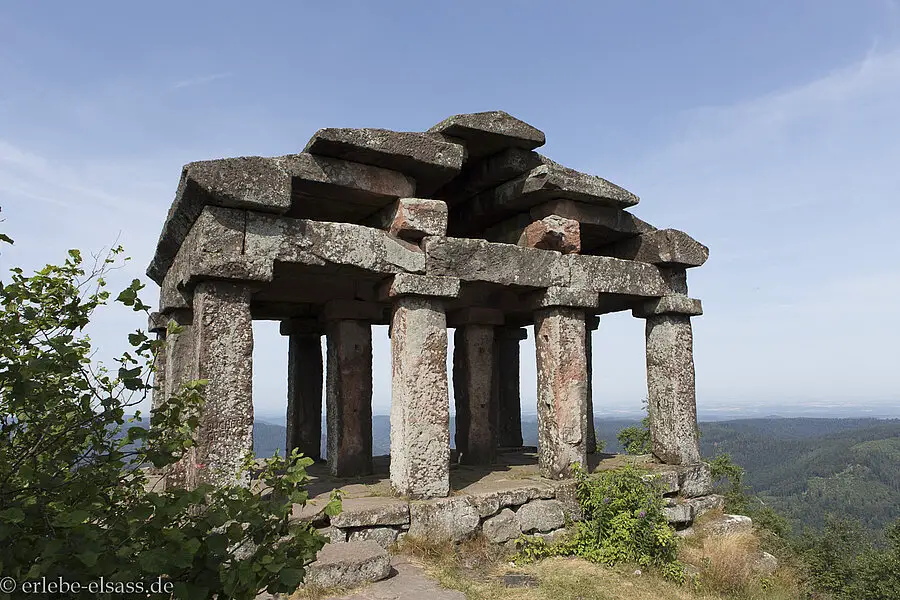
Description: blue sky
2,1,899,419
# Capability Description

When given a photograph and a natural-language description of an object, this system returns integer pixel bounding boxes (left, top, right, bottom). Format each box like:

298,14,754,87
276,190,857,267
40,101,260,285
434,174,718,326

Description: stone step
305,540,392,589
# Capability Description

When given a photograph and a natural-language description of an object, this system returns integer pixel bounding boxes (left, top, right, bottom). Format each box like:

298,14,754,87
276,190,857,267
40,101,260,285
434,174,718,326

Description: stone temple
147,111,708,502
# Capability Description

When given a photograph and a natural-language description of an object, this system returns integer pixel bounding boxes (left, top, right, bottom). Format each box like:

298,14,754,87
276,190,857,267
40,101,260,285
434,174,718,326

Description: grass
395,527,803,600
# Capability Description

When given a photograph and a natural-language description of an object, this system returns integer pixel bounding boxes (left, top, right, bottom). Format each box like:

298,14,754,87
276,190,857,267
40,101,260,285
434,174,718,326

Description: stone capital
378,273,461,300
279,318,323,337
447,307,505,327
496,326,528,341
320,300,388,323
524,287,598,310
633,295,703,318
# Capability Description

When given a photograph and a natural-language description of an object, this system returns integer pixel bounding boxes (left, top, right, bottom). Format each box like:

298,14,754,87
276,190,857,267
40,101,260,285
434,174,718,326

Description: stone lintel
523,287,599,310
279,318,323,336
607,229,709,268
378,273,461,300
365,198,448,241
427,111,545,160
304,128,465,194
321,300,388,323
446,307,505,327
634,295,703,318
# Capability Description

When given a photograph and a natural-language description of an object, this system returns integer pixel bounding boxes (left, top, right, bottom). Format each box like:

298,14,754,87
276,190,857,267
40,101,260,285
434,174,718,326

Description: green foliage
616,406,652,455
797,516,900,600
515,465,684,582
0,233,338,599
708,453,750,514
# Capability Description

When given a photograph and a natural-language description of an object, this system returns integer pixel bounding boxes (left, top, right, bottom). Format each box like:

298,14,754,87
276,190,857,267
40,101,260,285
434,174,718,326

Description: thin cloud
172,72,233,90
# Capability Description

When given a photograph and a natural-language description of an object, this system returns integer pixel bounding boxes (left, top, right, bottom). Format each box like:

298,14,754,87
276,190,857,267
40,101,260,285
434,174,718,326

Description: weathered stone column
191,282,255,488
534,307,589,479
148,312,168,414
453,325,496,465
585,315,600,454
158,307,196,490
634,294,704,465
384,274,460,499
493,327,527,448
325,319,373,477
281,319,324,461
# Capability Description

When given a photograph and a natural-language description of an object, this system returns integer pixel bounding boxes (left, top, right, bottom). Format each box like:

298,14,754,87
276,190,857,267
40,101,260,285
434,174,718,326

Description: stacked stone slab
147,109,709,497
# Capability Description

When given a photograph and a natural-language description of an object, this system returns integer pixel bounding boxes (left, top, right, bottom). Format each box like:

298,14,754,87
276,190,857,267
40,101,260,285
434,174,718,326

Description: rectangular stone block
606,229,709,268
521,216,581,254
427,111,545,159
524,287,599,310
378,273,460,299
438,147,544,206
567,254,667,297
366,198,448,241
424,237,570,289
305,128,465,194
244,213,425,275
633,295,703,318
446,307,505,327
321,300,389,323
452,157,639,234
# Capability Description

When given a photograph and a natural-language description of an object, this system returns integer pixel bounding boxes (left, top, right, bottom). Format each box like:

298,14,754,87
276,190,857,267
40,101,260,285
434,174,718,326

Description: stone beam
453,325,496,465
378,273,461,300
523,287,598,311
425,237,667,296
325,319,374,477
451,157,639,234
427,111,545,160
305,128,465,194
147,153,416,284
605,229,709,268
365,198,448,242
534,307,588,479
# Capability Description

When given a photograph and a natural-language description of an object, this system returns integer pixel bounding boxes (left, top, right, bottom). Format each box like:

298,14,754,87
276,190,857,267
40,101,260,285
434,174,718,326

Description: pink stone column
534,307,588,479
453,325,495,465
325,319,374,477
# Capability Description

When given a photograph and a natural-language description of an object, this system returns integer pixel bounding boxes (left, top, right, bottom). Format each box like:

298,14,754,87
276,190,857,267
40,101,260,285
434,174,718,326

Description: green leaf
0,507,25,523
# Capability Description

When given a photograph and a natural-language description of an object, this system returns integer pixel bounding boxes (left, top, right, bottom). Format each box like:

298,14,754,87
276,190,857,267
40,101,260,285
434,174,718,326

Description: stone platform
291,450,722,547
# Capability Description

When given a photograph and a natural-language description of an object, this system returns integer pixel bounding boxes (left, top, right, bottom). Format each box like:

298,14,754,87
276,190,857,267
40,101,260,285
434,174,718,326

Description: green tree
616,400,651,455
0,233,338,599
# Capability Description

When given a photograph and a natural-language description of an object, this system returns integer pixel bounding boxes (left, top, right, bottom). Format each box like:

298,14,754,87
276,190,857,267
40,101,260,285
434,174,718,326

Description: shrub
0,235,339,600
515,465,684,582
616,405,652,455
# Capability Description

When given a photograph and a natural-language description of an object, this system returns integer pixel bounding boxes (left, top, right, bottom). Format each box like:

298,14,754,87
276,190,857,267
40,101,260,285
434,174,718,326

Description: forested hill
699,418,900,536
252,415,900,537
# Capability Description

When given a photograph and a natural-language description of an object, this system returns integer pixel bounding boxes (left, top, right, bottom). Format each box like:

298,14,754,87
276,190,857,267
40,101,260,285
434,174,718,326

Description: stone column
493,327,526,448
453,325,495,465
281,319,323,461
148,312,168,415
325,319,374,477
534,307,589,479
384,273,459,499
191,282,255,488
585,315,600,454
634,294,704,465
159,307,196,490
